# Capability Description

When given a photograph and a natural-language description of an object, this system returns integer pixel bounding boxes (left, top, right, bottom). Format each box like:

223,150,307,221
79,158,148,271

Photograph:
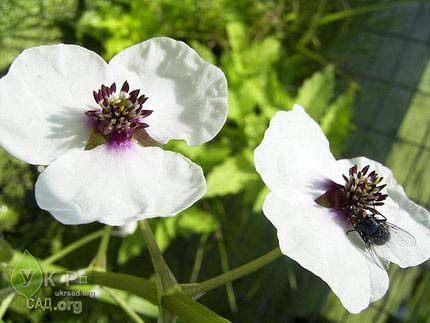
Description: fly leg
365,206,387,222
346,229,357,235
378,213,387,222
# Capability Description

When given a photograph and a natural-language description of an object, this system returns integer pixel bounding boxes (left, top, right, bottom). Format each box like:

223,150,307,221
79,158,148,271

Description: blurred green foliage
0,0,428,322
0,149,34,231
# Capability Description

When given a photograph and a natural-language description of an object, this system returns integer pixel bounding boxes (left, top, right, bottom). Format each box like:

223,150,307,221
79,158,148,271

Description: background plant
1,0,429,322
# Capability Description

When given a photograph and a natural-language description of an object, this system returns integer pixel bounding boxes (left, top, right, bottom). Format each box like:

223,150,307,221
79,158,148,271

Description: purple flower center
315,165,388,216
85,81,153,145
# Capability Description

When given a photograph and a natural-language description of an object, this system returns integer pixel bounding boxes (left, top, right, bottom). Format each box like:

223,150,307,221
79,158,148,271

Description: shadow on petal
46,105,92,152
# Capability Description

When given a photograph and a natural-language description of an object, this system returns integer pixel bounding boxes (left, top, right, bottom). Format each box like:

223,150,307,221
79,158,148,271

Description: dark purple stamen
138,95,148,105
85,81,153,145
315,165,388,212
121,80,129,93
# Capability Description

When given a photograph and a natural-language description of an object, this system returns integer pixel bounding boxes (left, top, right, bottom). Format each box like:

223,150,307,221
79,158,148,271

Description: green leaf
320,83,357,156
0,147,33,202
405,268,430,321
154,218,178,253
242,111,270,147
118,208,219,263
229,78,266,124
267,72,293,115
0,237,13,263
253,187,270,213
295,64,335,120
226,22,248,52
243,37,281,74
177,207,218,236
0,0,75,71
227,90,243,123
165,140,231,170
206,155,258,197
153,208,218,253
117,228,146,265
0,205,19,232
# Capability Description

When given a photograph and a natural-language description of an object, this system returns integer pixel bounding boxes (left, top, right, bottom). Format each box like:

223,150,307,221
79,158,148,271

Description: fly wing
366,242,390,270
348,229,390,270
385,223,416,246
373,222,416,263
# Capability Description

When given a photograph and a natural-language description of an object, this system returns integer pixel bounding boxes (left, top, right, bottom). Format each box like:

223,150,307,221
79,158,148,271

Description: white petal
113,221,138,237
109,37,228,146
0,44,108,165
337,157,430,268
263,191,382,313
35,144,206,225
254,105,337,197
368,260,389,303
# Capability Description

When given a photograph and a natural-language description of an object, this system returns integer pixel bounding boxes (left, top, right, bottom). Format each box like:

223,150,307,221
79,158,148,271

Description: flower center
85,81,153,145
315,165,388,214
342,165,387,209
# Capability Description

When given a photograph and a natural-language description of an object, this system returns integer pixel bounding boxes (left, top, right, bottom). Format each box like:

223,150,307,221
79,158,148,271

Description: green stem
102,287,146,323
42,229,104,265
215,228,237,313
183,247,283,296
84,271,230,323
317,1,413,26
190,233,208,283
0,292,15,319
91,226,113,270
140,220,179,323
4,250,231,322
297,0,326,48
140,220,178,291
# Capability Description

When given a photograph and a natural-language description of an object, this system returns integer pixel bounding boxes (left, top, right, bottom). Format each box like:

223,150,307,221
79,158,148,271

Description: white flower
0,37,227,226
254,104,430,313
113,221,138,237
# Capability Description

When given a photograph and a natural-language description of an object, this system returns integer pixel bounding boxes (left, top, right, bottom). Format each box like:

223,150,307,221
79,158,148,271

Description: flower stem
317,2,403,26
91,226,113,271
84,271,230,323
140,220,179,323
140,220,178,290
183,247,283,296
215,228,237,313
102,287,146,323
42,229,104,265
190,233,209,283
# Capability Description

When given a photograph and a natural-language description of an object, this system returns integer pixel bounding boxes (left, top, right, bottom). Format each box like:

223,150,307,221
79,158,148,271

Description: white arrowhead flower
0,37,227,226
254,104,430,313
113,221,139,237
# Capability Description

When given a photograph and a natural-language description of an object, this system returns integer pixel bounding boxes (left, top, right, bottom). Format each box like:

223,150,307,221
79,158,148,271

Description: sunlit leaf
206,155,258,197
117,228,146,265
320,83,357,156
226,21,248,52
177,207,218,236
296,64,335,120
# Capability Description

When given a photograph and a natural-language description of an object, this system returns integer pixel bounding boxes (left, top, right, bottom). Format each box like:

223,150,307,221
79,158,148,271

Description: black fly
347,208,416,269
315,164,416,270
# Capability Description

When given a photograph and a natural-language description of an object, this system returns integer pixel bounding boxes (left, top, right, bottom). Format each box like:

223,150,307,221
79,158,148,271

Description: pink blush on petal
106,140,133,153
